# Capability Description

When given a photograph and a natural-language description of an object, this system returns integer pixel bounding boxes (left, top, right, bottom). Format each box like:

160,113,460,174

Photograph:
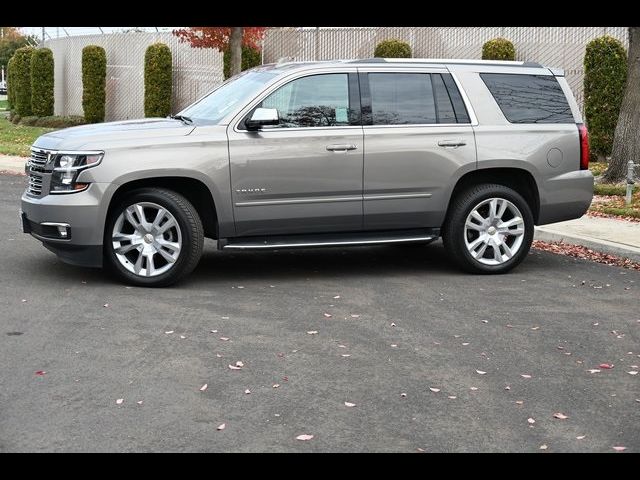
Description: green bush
30,48,54,117
482,38,516,61
374,39,412,58
584,35,627,161
7,56,15,110
81,45,107,123
19,116,39,126
16,115,86,128
223,45,262,80
144,43,172,118
12,46,35,116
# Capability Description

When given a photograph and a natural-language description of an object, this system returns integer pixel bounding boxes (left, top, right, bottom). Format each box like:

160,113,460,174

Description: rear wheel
104,188,204,287
442,184,534,274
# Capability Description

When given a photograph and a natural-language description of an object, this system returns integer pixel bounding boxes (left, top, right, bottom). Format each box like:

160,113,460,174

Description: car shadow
187,240,458,285
20,239,555,288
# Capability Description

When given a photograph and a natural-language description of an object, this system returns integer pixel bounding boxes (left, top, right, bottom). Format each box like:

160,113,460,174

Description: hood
33,118,197,151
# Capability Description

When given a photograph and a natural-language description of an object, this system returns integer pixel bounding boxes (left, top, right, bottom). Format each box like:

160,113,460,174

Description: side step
221,229,439,250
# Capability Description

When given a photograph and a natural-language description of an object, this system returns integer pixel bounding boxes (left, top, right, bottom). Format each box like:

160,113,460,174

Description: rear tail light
578,123,589,170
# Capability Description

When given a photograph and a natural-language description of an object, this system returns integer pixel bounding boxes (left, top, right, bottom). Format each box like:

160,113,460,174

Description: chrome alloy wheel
111,202,182,277
463,197,525,266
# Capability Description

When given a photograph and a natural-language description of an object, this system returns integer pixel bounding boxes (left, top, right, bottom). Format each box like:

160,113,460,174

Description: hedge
223,45,261,80
482,38,516,61
374,39,412,58
6,56,15,110
30,48,54,117
12,46,35,116
82,45,107,123
16,115,87,128
144,43,172,117
583,36,627,161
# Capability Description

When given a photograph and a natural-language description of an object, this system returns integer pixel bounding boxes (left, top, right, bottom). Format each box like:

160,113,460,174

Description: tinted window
432,74,456,123
369,73,436,125
260,74,351,128
442,74,470,123
481,73,574,124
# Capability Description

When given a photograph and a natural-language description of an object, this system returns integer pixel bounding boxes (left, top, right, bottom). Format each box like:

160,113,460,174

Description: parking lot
1,174,638,452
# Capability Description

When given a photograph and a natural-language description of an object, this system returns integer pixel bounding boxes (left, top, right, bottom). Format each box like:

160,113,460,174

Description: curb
534,227,640,263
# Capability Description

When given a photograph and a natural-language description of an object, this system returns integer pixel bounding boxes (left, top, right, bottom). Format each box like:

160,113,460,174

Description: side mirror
246,108,279,131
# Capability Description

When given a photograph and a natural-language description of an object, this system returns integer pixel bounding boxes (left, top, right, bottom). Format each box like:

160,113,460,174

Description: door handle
326,144,357,152
437,139,466,148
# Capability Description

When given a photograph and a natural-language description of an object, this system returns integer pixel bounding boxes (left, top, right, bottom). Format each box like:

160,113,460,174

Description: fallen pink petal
296,434,314,441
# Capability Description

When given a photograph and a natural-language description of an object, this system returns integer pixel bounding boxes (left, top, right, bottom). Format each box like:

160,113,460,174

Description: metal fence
44,32,223,121
44,27,628,121
263,27,629,112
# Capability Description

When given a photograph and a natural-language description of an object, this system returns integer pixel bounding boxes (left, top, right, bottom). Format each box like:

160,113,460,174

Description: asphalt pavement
1,174,638,452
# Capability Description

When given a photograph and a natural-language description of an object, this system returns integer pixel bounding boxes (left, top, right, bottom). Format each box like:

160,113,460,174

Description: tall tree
604,27,640,183
0,27,36,70
173,27,266,78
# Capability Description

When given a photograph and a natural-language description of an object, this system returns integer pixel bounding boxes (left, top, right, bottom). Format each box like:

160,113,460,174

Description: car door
227,70,364,237
358,68,477,230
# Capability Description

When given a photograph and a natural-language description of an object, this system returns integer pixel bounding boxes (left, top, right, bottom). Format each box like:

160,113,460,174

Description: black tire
442,183,534,274
104,188,204,287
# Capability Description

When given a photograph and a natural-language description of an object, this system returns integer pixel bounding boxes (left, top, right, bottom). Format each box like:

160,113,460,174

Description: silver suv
21,59,593,287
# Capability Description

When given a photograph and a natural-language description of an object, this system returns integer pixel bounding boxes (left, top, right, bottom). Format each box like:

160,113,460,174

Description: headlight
47,152,103,193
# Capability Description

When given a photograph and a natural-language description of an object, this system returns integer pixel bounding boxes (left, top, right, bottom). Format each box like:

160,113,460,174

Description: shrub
30,48,55,117
374,39,412,58
12,46,35,116
583,35,627,161
482,38,516,61
19,116,39,126
81,45,107,123
144,43,172,118
35,115,87,128
7,56,15,110
223,45,262,80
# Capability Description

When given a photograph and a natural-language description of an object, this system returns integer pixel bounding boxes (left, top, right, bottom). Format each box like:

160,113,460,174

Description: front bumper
21,182,110,268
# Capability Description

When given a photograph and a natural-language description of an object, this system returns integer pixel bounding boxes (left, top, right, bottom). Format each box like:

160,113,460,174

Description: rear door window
368,73,437,125
480,73,574,124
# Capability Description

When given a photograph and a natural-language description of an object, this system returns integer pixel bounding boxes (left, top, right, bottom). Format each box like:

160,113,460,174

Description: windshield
178,70,279,125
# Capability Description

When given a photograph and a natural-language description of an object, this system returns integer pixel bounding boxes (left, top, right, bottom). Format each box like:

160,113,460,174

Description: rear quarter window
480,73,574,124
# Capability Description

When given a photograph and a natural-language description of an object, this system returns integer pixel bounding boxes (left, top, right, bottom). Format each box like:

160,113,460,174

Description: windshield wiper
169,114,193,125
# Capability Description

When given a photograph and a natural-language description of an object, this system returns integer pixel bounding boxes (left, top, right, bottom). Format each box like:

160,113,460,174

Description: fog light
57,226,68,238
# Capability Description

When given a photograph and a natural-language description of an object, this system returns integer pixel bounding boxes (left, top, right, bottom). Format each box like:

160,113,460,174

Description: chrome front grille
29,148,49,173
28,173,43,196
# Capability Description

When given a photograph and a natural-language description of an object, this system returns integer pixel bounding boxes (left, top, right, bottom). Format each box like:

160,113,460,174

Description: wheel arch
106,176,219,239
445,167,540,227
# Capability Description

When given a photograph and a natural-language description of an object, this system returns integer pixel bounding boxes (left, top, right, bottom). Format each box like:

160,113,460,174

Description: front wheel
104,188,204,287
442,184,534,274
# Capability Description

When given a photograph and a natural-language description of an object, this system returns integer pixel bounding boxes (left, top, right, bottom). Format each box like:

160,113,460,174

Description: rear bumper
537,170,594,225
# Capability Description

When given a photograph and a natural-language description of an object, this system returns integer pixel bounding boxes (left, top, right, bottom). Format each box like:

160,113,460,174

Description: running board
221,229,439,250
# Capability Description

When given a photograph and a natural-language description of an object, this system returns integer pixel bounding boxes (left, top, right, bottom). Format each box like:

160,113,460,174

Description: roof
259,58,553,75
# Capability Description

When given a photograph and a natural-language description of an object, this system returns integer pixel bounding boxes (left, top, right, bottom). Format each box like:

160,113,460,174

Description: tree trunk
229,27,243,77
604,27,640,183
